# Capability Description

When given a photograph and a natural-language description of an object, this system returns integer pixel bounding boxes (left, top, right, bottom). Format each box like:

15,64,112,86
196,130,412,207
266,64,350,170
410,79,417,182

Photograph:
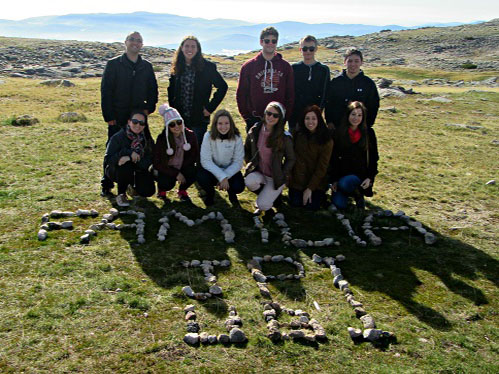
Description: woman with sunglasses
244,102,295,214
197,109,245,206
168,36,228,146
289,105,333,210
153,104,199,202
329,101,379,210
103,110,155,207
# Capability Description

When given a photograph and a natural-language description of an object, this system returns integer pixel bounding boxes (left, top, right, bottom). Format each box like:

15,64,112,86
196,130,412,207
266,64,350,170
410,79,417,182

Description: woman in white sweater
197,109,245,206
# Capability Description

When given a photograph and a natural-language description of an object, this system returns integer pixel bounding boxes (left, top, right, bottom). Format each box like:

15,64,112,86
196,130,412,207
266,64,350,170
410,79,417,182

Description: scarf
126,124,145,157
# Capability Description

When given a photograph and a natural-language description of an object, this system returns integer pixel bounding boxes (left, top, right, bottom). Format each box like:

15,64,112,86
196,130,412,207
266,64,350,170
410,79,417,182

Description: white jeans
245,171,284,211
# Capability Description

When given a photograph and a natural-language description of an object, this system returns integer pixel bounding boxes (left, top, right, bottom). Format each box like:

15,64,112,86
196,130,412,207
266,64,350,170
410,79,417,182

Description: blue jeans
332,175,361,209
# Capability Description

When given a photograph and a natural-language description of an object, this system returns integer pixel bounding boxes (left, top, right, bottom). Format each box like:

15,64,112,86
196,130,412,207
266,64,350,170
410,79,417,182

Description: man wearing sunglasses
236,26,294,132
289,35,330,131
100,31,159,196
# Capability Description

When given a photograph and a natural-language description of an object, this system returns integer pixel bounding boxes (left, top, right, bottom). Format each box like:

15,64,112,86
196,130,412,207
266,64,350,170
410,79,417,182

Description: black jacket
101,54,159,124
291,61,330,121
168,60,228,127
329,127,379,197
325,70,379,128
104,129,153,181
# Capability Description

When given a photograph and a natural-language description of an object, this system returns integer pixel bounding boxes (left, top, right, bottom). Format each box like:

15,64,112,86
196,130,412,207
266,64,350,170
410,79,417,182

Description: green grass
0,75,498,373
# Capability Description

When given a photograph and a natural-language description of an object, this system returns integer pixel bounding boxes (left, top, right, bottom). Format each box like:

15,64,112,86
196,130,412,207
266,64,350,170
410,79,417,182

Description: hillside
0,18,498,81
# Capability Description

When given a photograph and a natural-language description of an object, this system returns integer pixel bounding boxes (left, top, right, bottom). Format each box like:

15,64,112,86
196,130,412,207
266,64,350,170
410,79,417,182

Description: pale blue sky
3,0,498,25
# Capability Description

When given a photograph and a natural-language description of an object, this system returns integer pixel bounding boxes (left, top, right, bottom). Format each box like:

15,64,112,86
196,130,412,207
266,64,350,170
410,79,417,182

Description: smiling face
169,120,184,137
125,32,143,55
348,107,363,130
260,34,278,56
216,116,231,135
304,111,318,133
345,54,363,78
264,105,280,129
300,41,317,64
128,113,146,134
181,39,198,64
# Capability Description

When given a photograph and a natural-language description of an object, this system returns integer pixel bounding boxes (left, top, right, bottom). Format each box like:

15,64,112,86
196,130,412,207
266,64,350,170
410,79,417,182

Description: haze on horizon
2,0,498,26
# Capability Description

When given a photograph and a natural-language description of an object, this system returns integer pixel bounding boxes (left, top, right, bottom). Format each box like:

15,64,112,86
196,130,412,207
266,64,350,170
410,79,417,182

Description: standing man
290,35,330,131
100,31,159,196
325,48,379,128
236,26,294,132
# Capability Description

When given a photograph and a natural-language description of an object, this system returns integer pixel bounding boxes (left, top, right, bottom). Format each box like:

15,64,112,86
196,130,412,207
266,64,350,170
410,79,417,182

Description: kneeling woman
330,101,379,209
244,102,295,214
153,105,199,202
104,110,155,207
289,105,333,210
197,109,245,206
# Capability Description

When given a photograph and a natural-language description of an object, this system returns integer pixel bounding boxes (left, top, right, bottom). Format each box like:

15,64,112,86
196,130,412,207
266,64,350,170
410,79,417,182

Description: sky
2,0,498,25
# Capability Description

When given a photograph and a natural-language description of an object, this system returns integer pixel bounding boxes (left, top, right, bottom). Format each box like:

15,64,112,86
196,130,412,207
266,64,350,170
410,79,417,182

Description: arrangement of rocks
37,208,147,244
313,253,395,344
247,255,305,286
363,210,437,245
183,304,247,345
253,213,339,248
333,211,367,247
163,210,235,243
180,259,230,300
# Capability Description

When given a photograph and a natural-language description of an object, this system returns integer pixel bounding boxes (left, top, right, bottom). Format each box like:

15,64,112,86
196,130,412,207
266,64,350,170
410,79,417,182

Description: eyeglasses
127,37,143,43
130,118,146,126
301,46,316,52
263,39,277,44
265,111,280,119
168,120,183,128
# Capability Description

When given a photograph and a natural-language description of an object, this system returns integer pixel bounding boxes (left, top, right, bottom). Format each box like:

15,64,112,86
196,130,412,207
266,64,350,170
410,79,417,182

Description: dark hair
129,109,154,152
344,48,363,62
171,36,204,75
126,31,142,42
210,109,240,140
295,105,331,145
336,101,368,151
300,35,317,46
260,26,279,41
264,102,286,152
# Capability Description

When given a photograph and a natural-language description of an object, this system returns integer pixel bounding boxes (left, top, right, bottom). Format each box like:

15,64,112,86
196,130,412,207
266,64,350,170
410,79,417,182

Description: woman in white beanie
153,104,199,202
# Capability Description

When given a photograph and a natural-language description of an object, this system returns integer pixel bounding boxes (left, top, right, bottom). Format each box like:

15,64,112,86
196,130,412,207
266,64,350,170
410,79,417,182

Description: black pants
288,188,325,211
156,165,197,192
101,113,129,190
197,168,245,198
115,162,155,197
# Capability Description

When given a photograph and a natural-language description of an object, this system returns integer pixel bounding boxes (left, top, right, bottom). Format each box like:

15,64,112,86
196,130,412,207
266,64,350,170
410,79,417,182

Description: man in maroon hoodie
236,26,294,132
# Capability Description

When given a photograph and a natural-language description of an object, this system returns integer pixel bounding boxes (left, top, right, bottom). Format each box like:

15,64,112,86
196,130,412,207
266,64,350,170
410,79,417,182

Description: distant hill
0,11,475,55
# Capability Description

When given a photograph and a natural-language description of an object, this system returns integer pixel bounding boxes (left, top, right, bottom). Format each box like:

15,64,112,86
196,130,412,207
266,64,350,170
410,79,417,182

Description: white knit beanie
158,103,191,155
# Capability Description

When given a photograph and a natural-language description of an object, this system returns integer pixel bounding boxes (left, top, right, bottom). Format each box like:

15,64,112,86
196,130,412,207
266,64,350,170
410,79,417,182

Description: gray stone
335,254,346,262
182,286,194,297
183,304,195,312
218,334,230,344
37,229,48,241
183,333,199,345
271,255,284,262
363,328,383,341
333,274,344,288
360,314,376,329
58,112,86,123
257,283,271,298
229,328,246,343
424,232,437,245
348,327,363,339
80,234,90,244
41,213,50,223
209,285,223,295
312,254,322,263
186,322,200,333
267,328,282,342
199,332,209,344
13,115,39,126
289,330,305,339
252,269,267,283
84,229,96,236
290,239,307,248
225,316,242,327
486,180,496,185
338,280,349,291
208,335,218,344
219,260,230,267
185,311,196,321
190,260,201,267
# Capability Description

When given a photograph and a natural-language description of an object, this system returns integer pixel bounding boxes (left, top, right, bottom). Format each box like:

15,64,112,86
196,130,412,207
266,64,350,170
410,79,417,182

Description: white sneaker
116,194,130,207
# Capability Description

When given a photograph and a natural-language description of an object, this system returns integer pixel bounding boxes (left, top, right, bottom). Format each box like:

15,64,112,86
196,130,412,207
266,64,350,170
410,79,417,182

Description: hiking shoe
127,185,137,197
178,189,191,202
116,194,130,207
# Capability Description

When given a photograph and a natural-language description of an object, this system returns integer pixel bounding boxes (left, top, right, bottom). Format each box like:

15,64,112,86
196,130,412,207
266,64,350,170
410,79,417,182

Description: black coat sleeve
366,128,379,181
101,60,117,123
146,66,159,115
366,80,380,127
205,64,228,114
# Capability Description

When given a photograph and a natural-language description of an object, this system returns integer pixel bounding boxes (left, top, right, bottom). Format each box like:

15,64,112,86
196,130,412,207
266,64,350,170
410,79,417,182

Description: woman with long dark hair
330,101,379,209
104,110,155,206
168,36,228,146
197,109,245,206
289,105,333,210
244,101,295,214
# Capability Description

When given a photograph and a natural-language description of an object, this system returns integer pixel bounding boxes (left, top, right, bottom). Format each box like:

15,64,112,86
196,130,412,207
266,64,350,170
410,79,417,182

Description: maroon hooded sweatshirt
236,51,294,121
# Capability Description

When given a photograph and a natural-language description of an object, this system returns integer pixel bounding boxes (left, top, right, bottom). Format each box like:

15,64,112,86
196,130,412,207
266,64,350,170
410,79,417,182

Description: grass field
0,72,498,373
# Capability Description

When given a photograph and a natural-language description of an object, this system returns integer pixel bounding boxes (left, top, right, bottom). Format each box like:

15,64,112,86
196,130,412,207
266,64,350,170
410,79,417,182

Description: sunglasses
263,38,277,44
265,111,280,119
130,118,146,126
302,46,316,52
127,37,143,43
168,120,183,128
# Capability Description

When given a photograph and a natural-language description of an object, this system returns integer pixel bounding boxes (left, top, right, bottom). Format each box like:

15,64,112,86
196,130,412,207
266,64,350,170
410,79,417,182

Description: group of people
100,27,380,212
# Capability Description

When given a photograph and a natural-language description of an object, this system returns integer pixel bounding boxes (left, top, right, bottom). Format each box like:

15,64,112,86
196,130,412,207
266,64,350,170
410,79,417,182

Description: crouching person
153,105,199,202
104,110,155,207
244,102,295,214
197,109,245,206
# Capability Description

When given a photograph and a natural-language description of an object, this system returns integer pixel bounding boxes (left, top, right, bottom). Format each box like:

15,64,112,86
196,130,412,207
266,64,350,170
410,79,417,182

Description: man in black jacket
325,48,379,128
290,35,330,131
100,31,159,196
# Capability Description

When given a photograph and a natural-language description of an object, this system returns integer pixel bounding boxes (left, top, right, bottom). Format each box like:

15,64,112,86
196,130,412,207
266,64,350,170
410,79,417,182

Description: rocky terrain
0,18,497,81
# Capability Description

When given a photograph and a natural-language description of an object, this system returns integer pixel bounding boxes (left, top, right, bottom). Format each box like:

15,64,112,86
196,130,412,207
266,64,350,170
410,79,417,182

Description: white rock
37,229,48,241
271,255,284,262
191,260,201,267
363,328,383,341
219,260,230,267
312,254,322,263
182,286,194,297
336,254,346,262
209,285,223,295
184,333,199,345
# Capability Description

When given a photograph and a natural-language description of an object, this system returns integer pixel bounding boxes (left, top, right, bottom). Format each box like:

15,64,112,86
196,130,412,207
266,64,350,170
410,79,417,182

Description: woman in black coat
168,36,228,146
330,101,379,209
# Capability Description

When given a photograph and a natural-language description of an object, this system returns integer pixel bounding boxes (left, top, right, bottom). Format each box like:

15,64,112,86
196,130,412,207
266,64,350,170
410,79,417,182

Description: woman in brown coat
289,105,333,210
